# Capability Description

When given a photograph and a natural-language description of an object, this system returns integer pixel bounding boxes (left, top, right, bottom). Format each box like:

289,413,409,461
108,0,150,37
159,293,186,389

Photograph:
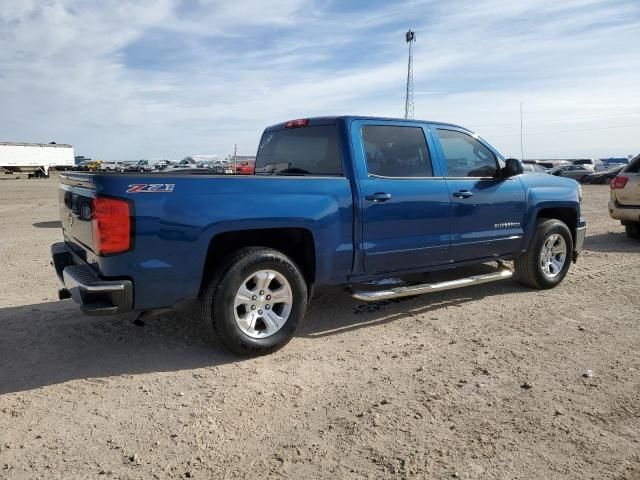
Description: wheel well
536,207,577,240
199,228,316,295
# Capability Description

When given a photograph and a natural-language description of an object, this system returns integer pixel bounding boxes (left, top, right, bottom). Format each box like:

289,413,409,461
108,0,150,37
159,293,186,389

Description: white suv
573,158,604,172
609,154,640,238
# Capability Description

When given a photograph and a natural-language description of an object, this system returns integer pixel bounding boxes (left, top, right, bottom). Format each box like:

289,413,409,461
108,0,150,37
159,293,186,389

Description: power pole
520,102,524,160
233,143,237,174
404,30,416,119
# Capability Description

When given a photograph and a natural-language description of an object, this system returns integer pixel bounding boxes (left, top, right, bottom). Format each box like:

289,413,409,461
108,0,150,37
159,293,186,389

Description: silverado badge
494,222,521,229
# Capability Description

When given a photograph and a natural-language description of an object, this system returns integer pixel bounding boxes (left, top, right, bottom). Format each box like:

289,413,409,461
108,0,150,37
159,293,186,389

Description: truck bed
57,172,354,310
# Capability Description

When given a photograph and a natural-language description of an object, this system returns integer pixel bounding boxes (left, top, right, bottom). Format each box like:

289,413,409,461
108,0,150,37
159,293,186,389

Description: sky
1,0,639,160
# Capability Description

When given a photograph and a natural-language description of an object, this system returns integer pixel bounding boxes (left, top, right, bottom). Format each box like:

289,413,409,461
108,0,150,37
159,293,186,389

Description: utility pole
233,143,237,174
404,30,416,119
520,102,524,161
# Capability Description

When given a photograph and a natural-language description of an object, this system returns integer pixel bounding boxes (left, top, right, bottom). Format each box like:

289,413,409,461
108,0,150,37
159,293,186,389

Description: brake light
285,118,309,128
91,196,132,255
611,176,629,189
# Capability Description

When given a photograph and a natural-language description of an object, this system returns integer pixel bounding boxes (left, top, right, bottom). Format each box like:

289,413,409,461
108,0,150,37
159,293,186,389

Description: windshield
255,125,342,175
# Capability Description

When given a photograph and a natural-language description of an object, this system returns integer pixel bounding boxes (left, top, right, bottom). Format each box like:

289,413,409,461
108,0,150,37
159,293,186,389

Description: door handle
365,192,392,202
453,190,474,199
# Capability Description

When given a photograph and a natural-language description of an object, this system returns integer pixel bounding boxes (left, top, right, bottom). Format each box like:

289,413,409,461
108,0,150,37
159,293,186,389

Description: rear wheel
625,222,640,239
515,218,573,289
201,247,307,355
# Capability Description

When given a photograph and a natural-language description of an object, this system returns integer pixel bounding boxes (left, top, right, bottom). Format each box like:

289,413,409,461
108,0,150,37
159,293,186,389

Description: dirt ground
0,176,638,480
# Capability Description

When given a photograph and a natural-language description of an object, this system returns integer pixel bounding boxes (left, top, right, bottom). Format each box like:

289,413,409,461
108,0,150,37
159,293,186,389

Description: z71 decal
127,184,175,193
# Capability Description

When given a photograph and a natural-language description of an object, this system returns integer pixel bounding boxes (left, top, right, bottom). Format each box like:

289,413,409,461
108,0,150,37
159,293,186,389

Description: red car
235,160,255,175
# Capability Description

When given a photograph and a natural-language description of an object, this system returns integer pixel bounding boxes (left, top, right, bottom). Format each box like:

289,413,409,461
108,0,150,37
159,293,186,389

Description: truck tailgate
59,174,96,255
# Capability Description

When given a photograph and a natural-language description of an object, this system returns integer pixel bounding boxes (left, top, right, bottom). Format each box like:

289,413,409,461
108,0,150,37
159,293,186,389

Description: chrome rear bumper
51,242,133,316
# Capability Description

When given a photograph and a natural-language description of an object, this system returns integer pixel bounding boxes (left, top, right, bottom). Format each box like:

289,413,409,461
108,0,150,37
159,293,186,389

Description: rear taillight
285,118,309,128
611,176,629,189
91,196,132,255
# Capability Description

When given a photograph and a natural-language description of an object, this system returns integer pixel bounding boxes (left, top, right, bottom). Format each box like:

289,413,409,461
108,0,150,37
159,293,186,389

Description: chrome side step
350,268,514,302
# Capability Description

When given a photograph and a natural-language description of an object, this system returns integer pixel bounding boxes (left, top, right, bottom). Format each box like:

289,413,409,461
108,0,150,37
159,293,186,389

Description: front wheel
515,218,573,289
201,247,308,355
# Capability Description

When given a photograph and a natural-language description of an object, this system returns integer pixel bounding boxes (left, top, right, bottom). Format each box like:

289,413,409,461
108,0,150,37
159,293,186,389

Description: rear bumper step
350,268,514,302
51,242,133,316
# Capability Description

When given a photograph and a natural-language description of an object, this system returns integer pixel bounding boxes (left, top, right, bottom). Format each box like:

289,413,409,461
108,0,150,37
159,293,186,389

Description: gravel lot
0,176,639,479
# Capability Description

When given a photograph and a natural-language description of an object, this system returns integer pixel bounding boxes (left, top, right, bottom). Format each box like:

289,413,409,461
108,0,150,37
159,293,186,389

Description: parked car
235,160,256,175
581,164,625,184
171,158,200,169
549,165,590,181
51,115,585,355
603,158,630,168
86,160,102,171
535,160,571,170
116,161,137,172
155,160,173,170
522,163,548,175
537,161,556,170
99,161,120,172
609,154,640,238
123,159,168,172
572,159,604,172
210,159,233,174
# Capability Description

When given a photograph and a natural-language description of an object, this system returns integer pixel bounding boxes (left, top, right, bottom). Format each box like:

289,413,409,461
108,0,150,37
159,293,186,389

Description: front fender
519,176,582,250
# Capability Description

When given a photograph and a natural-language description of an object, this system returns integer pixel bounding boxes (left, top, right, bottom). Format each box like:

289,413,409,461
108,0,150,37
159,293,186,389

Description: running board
350,268,514,302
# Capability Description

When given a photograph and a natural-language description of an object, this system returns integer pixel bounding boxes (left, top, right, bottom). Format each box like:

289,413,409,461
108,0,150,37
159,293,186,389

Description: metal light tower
404,30,416,119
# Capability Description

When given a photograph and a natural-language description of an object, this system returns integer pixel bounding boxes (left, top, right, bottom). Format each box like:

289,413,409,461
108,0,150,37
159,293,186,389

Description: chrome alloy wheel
233,270,293,338
539,233,567,278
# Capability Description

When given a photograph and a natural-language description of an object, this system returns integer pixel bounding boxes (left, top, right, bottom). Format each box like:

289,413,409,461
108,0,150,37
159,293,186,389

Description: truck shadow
0,301,236,395
32,220,62,229
0,275,530,395
583,232,640,253
301,279,531,339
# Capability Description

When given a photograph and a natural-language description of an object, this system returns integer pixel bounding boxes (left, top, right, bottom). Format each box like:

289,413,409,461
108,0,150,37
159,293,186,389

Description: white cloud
0,0,638,159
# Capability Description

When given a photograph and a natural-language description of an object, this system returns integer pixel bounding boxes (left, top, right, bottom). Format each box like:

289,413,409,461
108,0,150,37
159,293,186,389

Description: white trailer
0,142,75,177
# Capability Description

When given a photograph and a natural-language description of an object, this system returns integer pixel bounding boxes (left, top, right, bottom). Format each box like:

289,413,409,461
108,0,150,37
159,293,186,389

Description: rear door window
436,129,498,177
361,125,433,177
255,125,342,175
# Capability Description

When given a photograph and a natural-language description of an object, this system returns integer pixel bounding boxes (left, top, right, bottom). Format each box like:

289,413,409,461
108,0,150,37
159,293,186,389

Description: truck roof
264,116,468,132
0,141,73,148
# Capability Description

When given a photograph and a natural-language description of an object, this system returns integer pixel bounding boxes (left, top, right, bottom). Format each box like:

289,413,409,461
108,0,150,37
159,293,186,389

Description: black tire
200,247,307,355
515,218,573,289
625,222,640,239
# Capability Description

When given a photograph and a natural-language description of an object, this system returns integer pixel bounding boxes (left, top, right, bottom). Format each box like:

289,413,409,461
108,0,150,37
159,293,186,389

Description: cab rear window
255,125,342,176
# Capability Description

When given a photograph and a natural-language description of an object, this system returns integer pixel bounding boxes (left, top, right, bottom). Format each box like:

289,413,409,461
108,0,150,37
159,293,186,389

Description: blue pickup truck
52,116,586,354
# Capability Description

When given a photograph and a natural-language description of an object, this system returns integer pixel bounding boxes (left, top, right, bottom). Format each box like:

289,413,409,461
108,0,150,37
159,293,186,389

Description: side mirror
502,158,523,177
